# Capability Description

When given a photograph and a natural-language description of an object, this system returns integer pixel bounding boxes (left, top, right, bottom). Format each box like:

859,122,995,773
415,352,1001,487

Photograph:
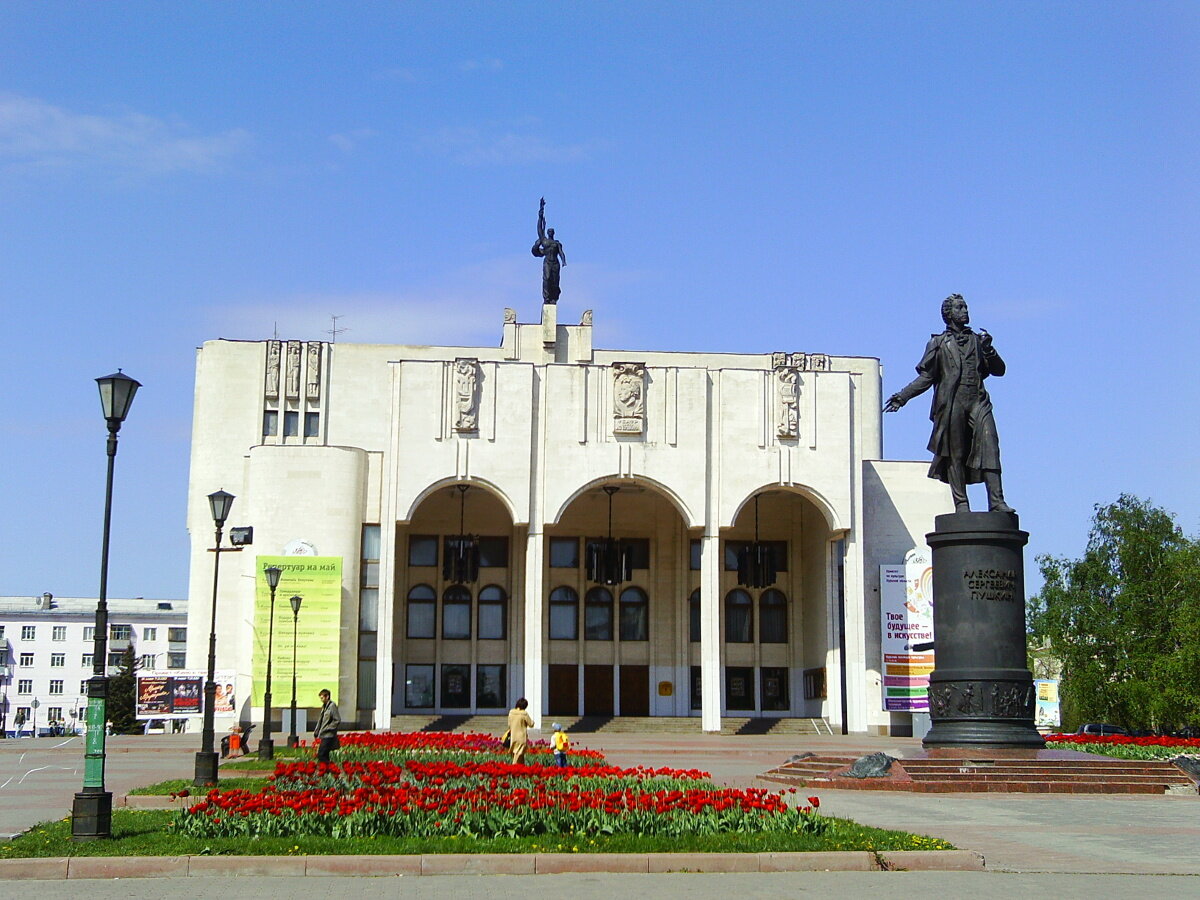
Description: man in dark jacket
884,294,1014,514
312,689,341,763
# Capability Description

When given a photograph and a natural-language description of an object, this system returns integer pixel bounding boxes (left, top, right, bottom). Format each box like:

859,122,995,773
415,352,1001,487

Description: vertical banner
253,556,343,707
1034,679,1061,729
879,548,935,711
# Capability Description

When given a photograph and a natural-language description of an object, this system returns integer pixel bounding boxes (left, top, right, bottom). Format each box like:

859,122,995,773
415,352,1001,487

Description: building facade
0,594,188,736
186,303,951,735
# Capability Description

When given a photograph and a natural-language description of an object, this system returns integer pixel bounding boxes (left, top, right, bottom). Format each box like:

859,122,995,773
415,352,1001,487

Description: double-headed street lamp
287,594,303,748
194,489,234,787
258,565,283,760
72,370,140,841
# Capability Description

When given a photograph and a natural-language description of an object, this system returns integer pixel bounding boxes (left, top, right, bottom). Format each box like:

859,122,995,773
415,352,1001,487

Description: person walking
506,697,533,765
312,688,341,764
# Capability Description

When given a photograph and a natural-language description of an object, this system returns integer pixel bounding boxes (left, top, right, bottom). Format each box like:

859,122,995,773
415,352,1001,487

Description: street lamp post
194,489,234,787
258,566,282,760
287,595,302,748
72,369,140,841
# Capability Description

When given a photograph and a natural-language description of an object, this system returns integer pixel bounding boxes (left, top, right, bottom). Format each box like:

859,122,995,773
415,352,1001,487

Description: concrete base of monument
760,748,1200,794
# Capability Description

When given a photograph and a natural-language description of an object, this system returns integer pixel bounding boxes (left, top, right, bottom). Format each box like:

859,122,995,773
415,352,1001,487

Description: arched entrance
391,482,518,715
719,488,835,718
544,480,691,718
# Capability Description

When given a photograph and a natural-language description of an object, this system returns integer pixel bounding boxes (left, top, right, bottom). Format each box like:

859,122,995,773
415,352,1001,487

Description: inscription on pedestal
963,568,1016,602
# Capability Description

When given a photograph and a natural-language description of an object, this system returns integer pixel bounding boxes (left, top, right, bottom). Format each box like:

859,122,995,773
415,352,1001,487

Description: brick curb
0,850,984,878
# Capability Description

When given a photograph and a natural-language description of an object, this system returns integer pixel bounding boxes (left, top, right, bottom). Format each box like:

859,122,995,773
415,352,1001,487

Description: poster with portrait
136,670,235,719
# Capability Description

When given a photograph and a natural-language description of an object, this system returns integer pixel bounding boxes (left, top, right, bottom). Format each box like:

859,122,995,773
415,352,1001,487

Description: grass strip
0,811,954,858
128,777,272,796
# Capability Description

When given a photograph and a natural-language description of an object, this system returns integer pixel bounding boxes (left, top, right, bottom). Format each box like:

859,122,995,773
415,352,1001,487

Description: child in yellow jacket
551,722,569,767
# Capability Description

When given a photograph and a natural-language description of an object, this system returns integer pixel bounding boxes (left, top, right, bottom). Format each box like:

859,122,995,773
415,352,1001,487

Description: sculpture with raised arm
531,197,566,303
884,294,1013,514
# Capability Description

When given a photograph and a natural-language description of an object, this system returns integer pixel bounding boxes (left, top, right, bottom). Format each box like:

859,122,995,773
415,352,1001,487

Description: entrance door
547,664,579,717
619,665,649,716
583,665,614,715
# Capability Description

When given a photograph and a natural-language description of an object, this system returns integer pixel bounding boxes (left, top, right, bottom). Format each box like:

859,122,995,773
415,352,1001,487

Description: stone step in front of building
386,715,831,736
760,752,1200,794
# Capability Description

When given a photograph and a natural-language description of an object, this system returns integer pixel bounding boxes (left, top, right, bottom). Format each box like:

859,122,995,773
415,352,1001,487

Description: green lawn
0,810,955,858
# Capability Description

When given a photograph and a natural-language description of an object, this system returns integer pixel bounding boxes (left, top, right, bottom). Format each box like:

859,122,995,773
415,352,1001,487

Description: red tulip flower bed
1043,733,1200,761
175,732,825,841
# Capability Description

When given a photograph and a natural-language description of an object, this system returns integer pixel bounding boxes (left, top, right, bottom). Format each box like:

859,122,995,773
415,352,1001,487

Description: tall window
619,587,649,641
478,585,507,640
52,626,67,641
442,586,472,639
759,589,788,643
168,652,186,669
143,627,157,641
21,626,35,641
725,590,753,643
405,664,434,708
689,589,701,642
584,587,613,640
263,410,278,437
283,411,299,437
549,537,579,568
49,680,64,695
18,680,32,694
406,584,437,639
548,586,578,640
168,627,187,642
110,625,132,641
140,654,156,669
359,525,380,710
409,535,438,567
82,653,93,667
304,411,320,437
83,626,95,641
19,653,34,667
50,653,65,667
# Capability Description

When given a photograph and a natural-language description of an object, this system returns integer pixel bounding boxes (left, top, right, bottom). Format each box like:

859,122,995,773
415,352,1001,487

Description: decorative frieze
265,340,281,398
306,342,322,400
771,351,830,371
453,358,480,433
612,362,646,434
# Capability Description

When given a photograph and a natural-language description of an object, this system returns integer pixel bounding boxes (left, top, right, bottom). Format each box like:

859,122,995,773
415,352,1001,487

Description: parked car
1076,723,1128,736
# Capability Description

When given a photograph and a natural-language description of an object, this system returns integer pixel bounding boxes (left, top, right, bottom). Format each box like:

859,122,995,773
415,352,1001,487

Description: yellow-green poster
253,556,342,707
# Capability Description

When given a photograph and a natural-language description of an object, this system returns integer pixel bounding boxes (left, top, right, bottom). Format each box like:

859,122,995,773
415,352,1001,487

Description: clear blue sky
2,2,1197,600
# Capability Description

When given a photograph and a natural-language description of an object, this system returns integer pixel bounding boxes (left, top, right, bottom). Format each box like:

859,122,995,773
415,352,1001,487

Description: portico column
699,530,722,733
841,535,869,732
522,526,545,730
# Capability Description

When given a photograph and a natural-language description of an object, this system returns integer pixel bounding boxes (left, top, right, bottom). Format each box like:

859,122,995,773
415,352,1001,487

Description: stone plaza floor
2,728,1198,883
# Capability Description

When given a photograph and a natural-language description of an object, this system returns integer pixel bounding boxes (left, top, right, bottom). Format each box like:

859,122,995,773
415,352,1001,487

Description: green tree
1028,494,1200,732
108,646,140,734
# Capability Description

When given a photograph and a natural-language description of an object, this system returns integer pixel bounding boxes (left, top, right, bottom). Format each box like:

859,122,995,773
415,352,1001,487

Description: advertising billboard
879,548,935,712
136,670,236,719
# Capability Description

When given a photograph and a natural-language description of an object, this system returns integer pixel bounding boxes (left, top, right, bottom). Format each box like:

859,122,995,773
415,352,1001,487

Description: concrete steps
760,753,1200,794
386,714,831,736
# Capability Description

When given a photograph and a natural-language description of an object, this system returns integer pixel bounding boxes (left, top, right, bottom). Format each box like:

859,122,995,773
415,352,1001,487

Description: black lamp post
258,565,282,760
287,594,303,748
73,369,140,841
194,489,234,787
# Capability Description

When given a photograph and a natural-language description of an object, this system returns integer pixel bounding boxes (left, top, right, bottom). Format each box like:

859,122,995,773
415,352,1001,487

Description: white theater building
186,302,950,735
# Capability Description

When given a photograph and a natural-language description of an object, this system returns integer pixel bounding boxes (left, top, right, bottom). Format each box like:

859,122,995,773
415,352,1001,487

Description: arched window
619,587,649,641
478,585,507,640
549,586,578,640
725,589,752,643
689,589,701,643
584,587,614,641
442,585,472,640
759,589,788,643
406,584,436,639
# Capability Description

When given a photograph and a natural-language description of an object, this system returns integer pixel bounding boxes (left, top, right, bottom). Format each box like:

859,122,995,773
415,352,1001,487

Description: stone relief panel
771,351,830,371
265,340,281,398
453,358,480,433
612,362,646,434
503,307,517,324
285,341,302,398
305,342,322,400
776,367,800,438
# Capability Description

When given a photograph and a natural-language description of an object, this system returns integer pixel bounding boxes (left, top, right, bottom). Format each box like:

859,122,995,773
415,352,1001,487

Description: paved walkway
2,729,1198,878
